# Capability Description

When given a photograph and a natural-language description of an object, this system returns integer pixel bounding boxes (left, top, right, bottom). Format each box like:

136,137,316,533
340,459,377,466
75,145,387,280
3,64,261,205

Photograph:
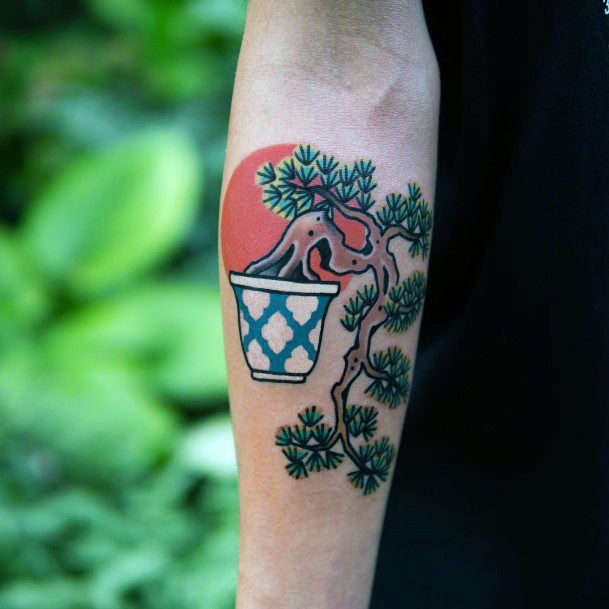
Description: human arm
219,2,439,607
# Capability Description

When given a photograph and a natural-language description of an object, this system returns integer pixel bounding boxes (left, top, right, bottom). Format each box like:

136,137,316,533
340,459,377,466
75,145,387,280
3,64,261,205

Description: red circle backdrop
221,143,365,290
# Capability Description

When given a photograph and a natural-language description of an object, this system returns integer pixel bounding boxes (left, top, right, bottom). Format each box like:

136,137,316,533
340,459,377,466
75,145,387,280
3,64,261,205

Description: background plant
0,2,246,608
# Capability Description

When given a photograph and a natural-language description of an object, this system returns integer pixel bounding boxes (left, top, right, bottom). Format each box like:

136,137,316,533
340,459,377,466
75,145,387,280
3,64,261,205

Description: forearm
220,3,439,608
227,0,438,171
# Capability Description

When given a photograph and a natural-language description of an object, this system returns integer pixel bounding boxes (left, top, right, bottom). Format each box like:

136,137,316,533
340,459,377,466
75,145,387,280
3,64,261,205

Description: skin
219,2,440,608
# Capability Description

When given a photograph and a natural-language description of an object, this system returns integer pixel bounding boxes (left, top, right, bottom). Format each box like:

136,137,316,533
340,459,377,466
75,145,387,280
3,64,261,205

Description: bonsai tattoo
228,144,431,495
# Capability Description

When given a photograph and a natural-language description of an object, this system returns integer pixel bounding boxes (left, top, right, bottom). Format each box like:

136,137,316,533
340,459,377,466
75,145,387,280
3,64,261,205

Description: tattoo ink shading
223,144,432,494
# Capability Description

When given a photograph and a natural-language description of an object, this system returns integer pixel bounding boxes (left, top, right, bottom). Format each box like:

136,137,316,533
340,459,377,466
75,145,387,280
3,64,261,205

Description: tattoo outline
226,144,432,494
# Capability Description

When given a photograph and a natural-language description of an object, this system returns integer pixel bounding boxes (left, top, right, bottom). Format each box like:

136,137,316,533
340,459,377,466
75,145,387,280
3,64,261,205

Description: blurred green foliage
0,1,245,607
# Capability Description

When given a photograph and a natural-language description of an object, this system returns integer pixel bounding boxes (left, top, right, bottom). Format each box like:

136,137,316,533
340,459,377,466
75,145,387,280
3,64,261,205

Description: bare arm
219,2,439,607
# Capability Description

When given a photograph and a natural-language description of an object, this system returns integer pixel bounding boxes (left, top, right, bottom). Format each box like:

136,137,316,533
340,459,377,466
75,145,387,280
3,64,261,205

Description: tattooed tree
246,144,432,495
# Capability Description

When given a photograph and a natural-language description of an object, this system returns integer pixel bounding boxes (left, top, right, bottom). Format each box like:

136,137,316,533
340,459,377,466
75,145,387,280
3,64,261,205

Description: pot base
252,371,305,383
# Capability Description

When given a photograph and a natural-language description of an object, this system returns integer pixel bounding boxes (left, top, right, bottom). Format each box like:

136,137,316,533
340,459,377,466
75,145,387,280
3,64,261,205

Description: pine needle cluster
275,406,344,479
341,284,378,331
383,271,427,333
259,146,434,495
365,347,411,408
275,405,395,495
376,183,432,258
256,144,377,219
345,405,378,442
347,437,396,495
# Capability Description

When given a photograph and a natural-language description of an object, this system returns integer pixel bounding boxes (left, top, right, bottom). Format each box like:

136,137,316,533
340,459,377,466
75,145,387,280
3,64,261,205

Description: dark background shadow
372,1,608,607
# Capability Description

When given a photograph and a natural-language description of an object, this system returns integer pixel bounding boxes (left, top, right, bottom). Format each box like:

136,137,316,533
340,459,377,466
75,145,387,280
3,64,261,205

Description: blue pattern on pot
229,272,339,382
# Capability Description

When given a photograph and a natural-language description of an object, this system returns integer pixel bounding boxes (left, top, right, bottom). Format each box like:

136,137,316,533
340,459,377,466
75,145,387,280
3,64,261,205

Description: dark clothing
372,1,609,607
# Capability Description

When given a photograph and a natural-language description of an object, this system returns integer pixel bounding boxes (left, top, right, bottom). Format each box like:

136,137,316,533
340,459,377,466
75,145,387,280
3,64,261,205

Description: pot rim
229,271,339,296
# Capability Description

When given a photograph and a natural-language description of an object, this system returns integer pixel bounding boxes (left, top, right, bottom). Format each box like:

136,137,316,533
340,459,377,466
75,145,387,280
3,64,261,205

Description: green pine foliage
341,284,379,331
276,404,394,494
383,271,427,333
376,182,433,258
256,146,433,265
264,147,434,497
294,143,319,165
256,162,276,185
275,406,344,479
282,446,309,479
347,437,396,495
345,405,378,441
256,145,378,219
365,346,411,408
298,404,323,426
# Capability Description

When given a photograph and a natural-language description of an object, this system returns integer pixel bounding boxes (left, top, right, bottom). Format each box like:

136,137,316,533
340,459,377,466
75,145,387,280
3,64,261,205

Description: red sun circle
220,143,366,291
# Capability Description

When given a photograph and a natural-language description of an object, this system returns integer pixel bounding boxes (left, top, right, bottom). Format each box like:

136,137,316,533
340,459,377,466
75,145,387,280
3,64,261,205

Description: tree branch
310,185,380,234
286,181,381,239
383,225,422,242
246,211,375,278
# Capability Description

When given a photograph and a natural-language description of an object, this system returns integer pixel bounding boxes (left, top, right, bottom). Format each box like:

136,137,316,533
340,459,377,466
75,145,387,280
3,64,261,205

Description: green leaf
345,405,361,423
0,226,48,347
22,129,202,296
87,0,153,31
0,579,86,609
346,435,396,495
44,282,226,405
179,415,237,479
0,341,176,483
340,313,358,332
